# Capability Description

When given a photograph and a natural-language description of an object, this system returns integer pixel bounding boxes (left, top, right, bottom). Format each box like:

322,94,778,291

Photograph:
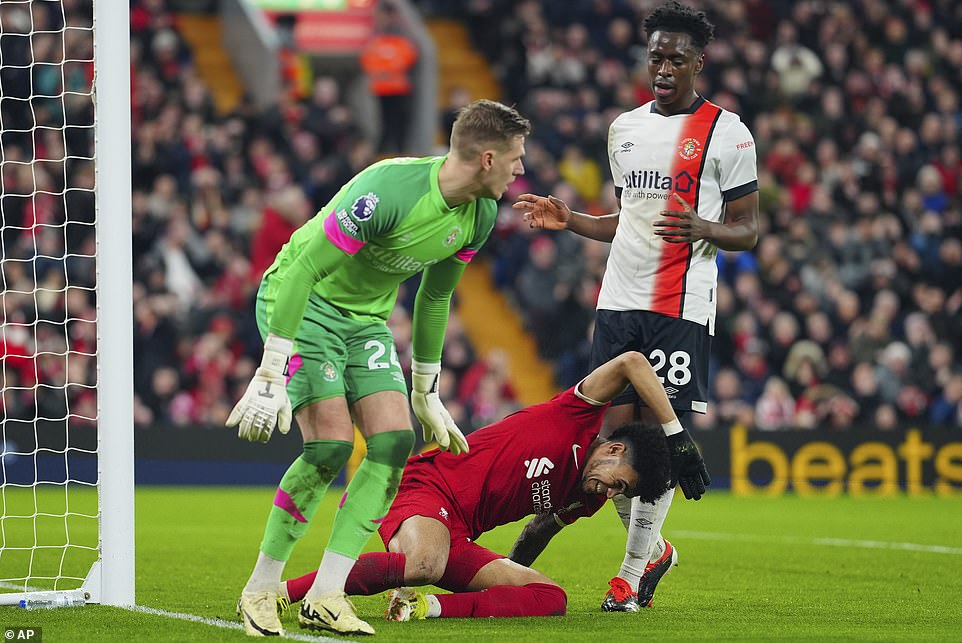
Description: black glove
666,429,711,500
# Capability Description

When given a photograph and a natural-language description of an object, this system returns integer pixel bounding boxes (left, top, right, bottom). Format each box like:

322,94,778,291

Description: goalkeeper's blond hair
449,99,531,161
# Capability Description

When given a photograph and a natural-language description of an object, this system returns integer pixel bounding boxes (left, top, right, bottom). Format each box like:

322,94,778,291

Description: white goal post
0,0,133,607
92,0,134,608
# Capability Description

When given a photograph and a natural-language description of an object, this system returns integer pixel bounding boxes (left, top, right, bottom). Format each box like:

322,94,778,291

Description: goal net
0,0,132,607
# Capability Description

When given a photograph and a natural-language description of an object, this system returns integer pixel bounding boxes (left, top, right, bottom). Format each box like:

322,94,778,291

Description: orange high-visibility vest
360,34,418,96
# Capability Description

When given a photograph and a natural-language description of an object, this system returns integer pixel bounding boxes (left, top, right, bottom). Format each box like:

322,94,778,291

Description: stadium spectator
558,144,603,204
441,85,473,144
766,311,801,376
754,376,797,431
359,1,419,154
783,339,828,401
711,367,754,428
275,14,313,103
769,22,823,103
249,185,311,279
929,373,962,426
457,347,520,431
154,213,205,314
875,341,912,406
734,337,770,404
514,235,564,356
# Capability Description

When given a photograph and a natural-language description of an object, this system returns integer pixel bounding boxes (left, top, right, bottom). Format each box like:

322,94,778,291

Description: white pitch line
128,605,351,642
0,584,349,643
670,530,962,555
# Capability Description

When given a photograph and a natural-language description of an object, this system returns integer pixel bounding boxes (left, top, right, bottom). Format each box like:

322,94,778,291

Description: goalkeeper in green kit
227,99,531,637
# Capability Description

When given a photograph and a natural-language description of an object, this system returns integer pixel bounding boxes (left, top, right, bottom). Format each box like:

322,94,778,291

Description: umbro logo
664,386,679,396
635,517,653,529
524,457,555,479
621,142,634,149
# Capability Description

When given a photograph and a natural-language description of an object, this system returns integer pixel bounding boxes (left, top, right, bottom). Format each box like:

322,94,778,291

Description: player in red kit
280,350,684,620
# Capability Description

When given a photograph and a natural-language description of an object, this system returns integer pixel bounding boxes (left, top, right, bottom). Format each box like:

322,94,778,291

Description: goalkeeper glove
663,422,711,500
410,361,469,455
226,334,294,443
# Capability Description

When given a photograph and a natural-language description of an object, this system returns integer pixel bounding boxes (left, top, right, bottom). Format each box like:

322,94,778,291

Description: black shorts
589,309,710,413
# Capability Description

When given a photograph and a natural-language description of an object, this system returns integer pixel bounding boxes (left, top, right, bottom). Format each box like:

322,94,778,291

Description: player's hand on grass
666,429,711,500
513,193,571,230
410,361,469,455
226,334,293,443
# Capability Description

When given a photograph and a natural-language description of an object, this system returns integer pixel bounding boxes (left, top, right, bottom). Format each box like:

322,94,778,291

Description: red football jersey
405,387,611,540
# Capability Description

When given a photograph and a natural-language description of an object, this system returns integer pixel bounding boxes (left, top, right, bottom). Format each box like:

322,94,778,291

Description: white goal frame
0,0,134,608
88,0,134,607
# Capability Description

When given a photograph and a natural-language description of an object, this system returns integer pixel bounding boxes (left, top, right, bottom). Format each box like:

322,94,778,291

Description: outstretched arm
509,513,565,567
513,193,621,243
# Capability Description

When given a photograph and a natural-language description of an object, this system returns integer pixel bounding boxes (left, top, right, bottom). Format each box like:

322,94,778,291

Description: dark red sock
285,570,315,603
346,552,406,595
434,583,566,618
284,552,407,601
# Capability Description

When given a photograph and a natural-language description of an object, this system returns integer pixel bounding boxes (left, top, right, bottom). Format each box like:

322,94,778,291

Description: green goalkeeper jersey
262,155,497,361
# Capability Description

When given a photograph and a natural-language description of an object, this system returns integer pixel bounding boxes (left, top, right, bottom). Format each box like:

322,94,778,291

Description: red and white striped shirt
600,98,758,334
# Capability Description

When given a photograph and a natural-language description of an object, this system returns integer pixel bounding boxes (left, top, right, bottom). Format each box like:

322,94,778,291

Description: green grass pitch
2,488,961,641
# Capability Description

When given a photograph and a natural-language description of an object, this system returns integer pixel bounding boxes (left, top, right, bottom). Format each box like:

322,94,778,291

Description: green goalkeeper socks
326,429,414,559
260,439,354,561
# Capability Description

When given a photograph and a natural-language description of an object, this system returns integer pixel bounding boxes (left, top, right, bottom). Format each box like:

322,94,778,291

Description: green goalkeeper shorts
255,282,408,412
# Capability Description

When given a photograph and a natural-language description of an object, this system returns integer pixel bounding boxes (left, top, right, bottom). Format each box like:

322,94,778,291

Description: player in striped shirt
228,100,530,636
514,1,759,612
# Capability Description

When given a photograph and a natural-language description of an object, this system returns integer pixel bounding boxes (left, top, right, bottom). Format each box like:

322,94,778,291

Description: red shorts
377,461,503,592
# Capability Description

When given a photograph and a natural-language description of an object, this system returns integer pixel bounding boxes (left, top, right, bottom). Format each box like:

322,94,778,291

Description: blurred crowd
1,1,98,427
3,0,960,433
129,0,373,429
426,0,962,430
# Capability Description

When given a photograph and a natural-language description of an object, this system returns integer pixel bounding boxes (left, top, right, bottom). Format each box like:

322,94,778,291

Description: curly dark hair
643,1,715,51
607,422,672,503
